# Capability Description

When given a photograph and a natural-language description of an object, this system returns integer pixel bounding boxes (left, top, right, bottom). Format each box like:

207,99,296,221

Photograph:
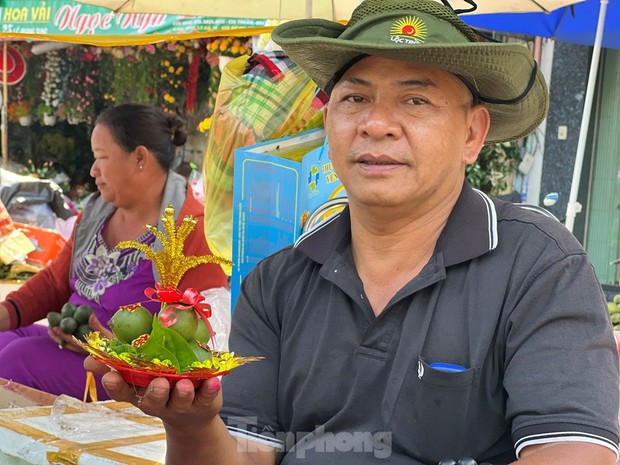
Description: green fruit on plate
614,294,620,306
59,317,78,334
608,302,618,314
60,302,77,318
74,305,94,324
109,304,153,344
189,340,213,363
166,308,198,341
194,318,211,344
47,311,62,327
74,324,93,342
611,313,620,325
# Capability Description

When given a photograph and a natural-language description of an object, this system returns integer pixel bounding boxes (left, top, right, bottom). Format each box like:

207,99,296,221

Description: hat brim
272,20,548,143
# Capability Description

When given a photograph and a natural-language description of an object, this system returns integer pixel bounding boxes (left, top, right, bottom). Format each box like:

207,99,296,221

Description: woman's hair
95,104,187,170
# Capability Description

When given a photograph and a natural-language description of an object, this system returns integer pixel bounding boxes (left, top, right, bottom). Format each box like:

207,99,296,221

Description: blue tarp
463,0,620,49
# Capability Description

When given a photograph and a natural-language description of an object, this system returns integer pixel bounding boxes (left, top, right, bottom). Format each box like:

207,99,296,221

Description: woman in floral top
0,104,227,399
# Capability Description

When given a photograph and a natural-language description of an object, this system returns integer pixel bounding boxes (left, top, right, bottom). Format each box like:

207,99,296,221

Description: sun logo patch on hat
390,16,427,45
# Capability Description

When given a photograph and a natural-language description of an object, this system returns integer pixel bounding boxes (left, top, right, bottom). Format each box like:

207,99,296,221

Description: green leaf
108,342,138,357
151,317,198,372
137,335,180,371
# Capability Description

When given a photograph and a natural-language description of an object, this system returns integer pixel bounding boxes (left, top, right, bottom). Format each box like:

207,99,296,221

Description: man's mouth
360,160,399,165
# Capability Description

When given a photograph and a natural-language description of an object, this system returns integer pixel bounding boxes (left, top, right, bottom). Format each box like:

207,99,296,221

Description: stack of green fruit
47,303,94,342
608,295,620,331
107,304,213,369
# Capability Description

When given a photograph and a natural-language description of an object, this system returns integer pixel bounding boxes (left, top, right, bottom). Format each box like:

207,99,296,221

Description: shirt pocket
388,355,478,463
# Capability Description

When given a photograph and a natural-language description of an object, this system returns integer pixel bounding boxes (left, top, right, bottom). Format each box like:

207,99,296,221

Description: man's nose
358,103,403,139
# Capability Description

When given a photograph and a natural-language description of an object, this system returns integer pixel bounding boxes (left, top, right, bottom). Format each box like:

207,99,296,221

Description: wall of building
540,41,592,236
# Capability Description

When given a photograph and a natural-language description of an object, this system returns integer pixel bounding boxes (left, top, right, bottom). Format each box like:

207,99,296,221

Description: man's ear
323,107,333,161
463,104,491,165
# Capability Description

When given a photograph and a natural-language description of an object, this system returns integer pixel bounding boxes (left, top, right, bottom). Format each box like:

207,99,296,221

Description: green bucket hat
271,0,549,143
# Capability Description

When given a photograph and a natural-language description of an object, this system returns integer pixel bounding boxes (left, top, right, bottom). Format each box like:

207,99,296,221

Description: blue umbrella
463,0,618,49
462,0,612,232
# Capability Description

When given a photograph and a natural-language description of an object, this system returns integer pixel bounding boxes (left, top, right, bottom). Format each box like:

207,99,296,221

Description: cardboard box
13,222,67,267
0,378,57,409
231,128,346,306
0,395,166,464
0,230,36,265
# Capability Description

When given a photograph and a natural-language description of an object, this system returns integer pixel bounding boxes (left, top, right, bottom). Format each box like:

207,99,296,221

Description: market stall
0,0,282,288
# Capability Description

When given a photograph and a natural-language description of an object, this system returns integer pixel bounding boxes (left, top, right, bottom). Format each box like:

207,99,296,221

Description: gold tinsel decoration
116,205,232,288
76,332,263,376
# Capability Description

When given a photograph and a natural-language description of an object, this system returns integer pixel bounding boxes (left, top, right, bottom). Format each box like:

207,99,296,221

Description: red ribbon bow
145,283,214,337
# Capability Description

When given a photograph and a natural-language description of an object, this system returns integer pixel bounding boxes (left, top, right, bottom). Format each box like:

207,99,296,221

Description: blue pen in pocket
429,362,467,373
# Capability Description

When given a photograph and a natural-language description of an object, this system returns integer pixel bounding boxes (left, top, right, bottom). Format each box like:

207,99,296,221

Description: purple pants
0,325,108,400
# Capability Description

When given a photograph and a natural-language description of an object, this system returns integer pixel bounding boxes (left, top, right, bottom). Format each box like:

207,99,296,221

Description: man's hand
83,355,223,431
83,345,276,465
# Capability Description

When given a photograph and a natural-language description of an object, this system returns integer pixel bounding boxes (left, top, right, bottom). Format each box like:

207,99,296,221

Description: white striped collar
295,181,499,267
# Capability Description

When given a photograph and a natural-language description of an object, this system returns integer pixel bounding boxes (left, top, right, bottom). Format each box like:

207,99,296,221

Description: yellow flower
198,116,212,133
176,66,183,74
151,358,174,367
117,352,133,364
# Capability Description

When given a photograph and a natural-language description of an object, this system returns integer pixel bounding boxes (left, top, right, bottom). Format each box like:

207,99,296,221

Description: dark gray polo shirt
221,182,619,465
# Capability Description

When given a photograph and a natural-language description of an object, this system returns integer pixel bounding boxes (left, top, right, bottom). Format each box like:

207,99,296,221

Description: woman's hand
48,313,113,354
0,303,11,331
88,313,114,339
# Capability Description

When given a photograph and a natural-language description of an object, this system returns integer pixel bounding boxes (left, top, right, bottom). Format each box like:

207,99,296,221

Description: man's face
324,56,489,214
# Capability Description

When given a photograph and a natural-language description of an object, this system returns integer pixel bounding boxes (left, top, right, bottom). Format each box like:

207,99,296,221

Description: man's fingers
84,355,110,374
194,377,222,409
101,371,138,403
168,378,197,412
137,377,172,412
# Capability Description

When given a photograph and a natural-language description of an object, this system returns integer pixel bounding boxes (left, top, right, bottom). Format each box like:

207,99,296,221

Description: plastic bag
201,287,232,352
0,179,75,229
0,197,14,237
202,51,326,273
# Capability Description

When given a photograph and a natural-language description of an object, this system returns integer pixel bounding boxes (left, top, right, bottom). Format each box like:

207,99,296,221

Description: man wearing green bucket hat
88,1,619,464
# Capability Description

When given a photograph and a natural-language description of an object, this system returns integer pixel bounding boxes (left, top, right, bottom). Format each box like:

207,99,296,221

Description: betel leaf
108,342,138,357
151,317,198,372
138,335,180,372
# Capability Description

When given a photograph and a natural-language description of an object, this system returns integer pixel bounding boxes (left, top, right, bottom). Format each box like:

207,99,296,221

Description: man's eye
345,95,365,103
408,97,427,105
